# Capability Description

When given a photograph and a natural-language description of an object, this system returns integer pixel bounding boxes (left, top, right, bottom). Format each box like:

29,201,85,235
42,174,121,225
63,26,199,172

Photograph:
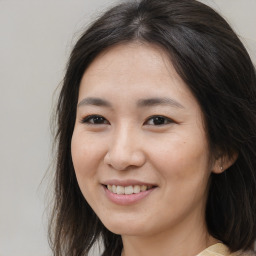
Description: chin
101,217,151,236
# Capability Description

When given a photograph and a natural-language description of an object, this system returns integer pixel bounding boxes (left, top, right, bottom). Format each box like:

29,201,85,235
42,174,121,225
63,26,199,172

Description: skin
71,42,222,256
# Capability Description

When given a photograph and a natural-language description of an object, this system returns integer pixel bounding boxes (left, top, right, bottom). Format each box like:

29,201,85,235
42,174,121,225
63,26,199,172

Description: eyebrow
137,97,184,109
77,97,111,107
77,97,184,109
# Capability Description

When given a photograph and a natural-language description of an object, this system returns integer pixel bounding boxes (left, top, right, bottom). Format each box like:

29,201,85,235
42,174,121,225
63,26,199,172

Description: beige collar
196,243,254,256
196,243,230,256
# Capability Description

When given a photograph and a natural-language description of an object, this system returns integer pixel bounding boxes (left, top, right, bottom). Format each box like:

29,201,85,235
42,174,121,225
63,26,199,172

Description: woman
49,0,256,255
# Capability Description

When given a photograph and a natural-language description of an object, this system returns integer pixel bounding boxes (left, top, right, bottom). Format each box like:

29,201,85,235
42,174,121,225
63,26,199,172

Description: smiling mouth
105,184,154,195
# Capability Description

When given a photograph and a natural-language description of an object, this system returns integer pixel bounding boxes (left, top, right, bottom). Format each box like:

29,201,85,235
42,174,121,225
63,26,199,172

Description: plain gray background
0,1,255,256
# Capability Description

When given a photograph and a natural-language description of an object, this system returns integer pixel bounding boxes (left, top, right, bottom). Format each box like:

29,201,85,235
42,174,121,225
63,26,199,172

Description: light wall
0,1,255,256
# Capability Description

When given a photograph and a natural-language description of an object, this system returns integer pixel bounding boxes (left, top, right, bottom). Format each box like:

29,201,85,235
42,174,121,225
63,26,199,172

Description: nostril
104,148,146,171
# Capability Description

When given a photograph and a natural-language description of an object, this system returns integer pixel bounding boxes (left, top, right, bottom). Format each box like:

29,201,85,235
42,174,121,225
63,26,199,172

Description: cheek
149,132,210,184
149,136,211,220
71,130,108,210
71,130,105,181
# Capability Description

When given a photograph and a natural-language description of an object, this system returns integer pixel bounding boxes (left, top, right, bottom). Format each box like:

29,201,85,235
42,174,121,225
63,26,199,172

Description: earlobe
212,162,223,174
212,152,238,174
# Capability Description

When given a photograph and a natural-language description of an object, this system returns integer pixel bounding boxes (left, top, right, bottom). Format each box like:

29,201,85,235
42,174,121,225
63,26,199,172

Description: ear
212,151,238,174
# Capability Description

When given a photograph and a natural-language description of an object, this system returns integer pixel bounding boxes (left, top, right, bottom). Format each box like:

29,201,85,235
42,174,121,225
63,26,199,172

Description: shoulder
231,251,256,256
197,243,256,256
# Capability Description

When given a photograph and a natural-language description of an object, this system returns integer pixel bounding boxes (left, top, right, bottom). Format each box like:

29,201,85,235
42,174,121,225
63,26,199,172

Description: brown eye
145,115,173,126
81,115,109,125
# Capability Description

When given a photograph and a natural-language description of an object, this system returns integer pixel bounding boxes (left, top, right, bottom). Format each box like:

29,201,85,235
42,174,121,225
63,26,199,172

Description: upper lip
101,179,157,187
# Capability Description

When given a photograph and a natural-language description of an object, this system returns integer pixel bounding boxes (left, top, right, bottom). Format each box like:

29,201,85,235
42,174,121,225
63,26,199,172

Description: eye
144,115,174,126
80,115,109,125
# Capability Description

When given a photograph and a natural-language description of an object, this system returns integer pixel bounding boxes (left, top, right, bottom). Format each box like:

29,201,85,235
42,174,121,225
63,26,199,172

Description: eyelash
144,115,174,126
80,115,110,125
80,115,174,126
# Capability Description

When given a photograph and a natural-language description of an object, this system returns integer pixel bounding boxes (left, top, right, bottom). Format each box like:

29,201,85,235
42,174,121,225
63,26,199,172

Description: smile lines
106,184,153,195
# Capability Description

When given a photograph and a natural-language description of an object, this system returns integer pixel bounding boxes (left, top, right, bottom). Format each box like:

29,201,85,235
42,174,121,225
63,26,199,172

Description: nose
104,125,146,171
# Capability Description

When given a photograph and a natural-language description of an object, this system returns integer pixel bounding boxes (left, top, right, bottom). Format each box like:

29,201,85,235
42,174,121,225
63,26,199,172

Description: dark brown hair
49,0,256,255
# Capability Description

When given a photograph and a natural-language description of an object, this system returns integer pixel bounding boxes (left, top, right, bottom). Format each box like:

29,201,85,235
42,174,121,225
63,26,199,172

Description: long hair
49,0,256,255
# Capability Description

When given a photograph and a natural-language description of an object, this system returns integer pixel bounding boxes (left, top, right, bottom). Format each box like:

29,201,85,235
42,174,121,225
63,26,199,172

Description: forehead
78,42,197,109
82,42,176,82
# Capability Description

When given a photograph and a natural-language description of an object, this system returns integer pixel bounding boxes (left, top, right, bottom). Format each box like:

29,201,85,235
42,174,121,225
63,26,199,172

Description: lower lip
103,186,156,205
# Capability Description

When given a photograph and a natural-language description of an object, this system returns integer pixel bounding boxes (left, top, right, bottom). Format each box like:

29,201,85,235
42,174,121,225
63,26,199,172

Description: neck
121,215,218,256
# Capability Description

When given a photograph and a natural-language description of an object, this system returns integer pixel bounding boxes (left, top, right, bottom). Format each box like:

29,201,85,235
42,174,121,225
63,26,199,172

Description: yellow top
197,243,255,256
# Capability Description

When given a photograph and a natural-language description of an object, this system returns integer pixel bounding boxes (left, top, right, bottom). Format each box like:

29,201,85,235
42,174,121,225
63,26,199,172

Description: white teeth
106,184,152,194
125,186,133,195
116,186,125,195
133,185,140,193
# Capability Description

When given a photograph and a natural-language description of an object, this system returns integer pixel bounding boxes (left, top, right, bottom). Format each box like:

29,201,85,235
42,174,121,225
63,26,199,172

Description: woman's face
71,43,216,237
